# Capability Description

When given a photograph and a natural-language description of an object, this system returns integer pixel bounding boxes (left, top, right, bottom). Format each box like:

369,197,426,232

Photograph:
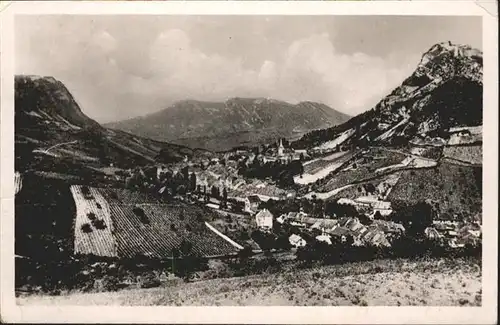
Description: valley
106,98,351,152
14,41,483,306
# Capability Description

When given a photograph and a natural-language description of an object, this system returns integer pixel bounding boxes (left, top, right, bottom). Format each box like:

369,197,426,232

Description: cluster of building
250,205,403,249
425,220,482,248
337,196,393,220
231,139,309,165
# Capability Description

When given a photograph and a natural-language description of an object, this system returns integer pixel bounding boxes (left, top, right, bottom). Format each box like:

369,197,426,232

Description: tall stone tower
278,138,285,157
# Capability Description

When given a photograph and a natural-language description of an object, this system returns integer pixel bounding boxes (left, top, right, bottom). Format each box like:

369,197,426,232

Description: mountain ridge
293,41,483,150
106,97,351,152
14,75,212,176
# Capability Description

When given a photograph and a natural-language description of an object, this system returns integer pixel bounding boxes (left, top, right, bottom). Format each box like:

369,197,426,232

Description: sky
15,15,482,123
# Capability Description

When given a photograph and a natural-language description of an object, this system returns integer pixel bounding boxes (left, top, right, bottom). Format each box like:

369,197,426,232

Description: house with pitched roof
255,209,274,230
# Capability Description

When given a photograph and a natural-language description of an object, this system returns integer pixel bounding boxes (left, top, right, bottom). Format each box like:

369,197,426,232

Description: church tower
278,138,285,157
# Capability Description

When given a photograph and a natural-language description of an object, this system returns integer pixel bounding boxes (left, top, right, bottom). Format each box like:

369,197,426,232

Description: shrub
87,212,96,221
140,275,161,289
81,186,92,198
133,207,145,217
133,207,150,224
81,223,93,233
239,230,250,241
92,218,107,230
101,275,123,292
109,191,119,200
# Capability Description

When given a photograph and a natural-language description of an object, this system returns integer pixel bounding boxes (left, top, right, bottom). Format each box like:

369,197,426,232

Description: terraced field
303,151,352,174
317,149,406,193
295,151,357,185
64,186,241,259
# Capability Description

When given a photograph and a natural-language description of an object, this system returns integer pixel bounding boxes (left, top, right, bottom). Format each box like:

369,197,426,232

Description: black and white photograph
0,1,498,324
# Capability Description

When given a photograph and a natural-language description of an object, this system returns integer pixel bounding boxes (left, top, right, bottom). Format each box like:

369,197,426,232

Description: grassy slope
18,257,481,306
387,162,482,216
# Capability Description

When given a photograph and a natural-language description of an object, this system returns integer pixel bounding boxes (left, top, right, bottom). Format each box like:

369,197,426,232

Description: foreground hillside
107,98,350,151
18,257,481,306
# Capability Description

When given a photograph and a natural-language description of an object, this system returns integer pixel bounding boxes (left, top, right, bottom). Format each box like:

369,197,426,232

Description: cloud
15,20,420,122
147,29,261,101
91,31,117,54
143,30,415,116
274,33,415,113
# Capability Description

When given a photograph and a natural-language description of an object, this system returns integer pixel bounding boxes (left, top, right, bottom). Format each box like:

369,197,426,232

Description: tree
179,239,193,257
156,149,179,164
392,201,434,237
174,240,202,283
144,166,157,183
211,185,220,199
221,187,228,209
237,246,253,267
203,185,208,202
181,166,189,185
177,184,187,195
364,183,376,194
189,173,197,193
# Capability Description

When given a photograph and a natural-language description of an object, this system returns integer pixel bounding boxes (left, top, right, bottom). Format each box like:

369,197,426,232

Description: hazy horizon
15,15,482,123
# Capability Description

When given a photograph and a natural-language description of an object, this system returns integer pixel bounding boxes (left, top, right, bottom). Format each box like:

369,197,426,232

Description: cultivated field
443,145,482,165
317,149,405,193
295,151,357,185
17,257,481,306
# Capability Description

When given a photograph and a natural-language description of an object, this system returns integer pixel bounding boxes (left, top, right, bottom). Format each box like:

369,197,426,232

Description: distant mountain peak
108,97,351,151
294,42,483,149
407,42,483,87
15,75,100,129
16,74,58,82
15,75,209,171
424,41,482,59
